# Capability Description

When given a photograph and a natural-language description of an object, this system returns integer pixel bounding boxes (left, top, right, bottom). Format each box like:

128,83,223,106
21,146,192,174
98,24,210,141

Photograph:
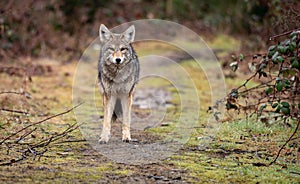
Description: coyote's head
99,24,135,65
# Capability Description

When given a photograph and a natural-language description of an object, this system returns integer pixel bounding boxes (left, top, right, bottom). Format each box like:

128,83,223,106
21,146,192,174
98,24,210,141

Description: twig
0,102,83,145
31,123,79,148
269,120,300,165
0,91,24,95
235,72,258,91
290,171,300,176
52,139,86,145
269,28,300,40
290,136,299,141
239,79,274,95
0,108,29,115
0,157,25,166
0,122,81,166
15,127,37,143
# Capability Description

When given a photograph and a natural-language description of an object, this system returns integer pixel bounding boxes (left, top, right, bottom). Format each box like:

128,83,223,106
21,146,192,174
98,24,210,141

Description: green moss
170,150,299,183
114,169,133,176
168,117,299,183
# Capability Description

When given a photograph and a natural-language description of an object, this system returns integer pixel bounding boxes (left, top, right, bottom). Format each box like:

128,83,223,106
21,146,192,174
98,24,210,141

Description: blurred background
0,0,299,62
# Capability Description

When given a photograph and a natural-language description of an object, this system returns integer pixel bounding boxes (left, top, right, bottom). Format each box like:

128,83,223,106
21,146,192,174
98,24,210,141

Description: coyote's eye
120,47,127,52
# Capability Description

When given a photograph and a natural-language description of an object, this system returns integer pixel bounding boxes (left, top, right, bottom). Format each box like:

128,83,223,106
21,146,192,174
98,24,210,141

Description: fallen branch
269,120,300,165
0,122,81,166
31,122,79,148
0,102,83,145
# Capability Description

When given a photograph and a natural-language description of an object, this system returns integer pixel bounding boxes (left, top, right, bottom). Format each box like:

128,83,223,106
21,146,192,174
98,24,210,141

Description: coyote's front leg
99,94,116,143
121,93,133,142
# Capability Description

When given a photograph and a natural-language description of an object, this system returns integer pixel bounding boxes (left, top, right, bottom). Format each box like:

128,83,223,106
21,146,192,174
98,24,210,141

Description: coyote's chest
99,62,135,94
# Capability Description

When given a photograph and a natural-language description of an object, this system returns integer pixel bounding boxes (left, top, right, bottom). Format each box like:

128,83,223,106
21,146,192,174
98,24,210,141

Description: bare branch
269,28,300,40
0,102,83,145
0,122,81,166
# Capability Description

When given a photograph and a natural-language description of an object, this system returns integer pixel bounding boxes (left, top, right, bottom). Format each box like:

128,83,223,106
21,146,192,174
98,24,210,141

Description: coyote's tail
112,99,122,122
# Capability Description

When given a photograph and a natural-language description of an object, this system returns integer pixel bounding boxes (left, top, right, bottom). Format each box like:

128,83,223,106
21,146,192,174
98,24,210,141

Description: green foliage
225,30,300,122
170,0,272,34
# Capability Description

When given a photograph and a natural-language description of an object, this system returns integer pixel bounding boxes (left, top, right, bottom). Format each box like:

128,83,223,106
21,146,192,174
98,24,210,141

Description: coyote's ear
121,25,135,43
99,24,112,42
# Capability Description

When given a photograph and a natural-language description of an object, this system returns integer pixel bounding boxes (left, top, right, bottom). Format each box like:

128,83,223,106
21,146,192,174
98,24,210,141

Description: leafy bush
226,30,299,122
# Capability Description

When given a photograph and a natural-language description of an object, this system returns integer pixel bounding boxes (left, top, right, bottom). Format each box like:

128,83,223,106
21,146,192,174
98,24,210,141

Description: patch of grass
145,121,176,135
114,169,133,176
137,77,172,88
169,117,300,183
207,34,241,52
171,150,299,183
219,120,273,139
135,41,180,57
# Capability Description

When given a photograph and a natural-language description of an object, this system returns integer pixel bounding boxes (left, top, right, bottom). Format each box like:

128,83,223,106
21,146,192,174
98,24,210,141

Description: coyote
98,24,139,143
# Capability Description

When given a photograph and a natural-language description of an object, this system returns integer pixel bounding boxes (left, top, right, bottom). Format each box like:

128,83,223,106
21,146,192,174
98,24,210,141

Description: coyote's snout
98,24,139,143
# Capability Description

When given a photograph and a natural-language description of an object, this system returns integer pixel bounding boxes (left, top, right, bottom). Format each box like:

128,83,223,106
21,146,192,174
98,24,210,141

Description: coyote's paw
99,133,110,144
122,133,131,143
122,139,131,143
122,137,131,143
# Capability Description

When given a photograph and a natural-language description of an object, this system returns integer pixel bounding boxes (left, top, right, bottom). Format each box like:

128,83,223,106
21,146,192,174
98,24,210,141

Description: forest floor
0,34,299,183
